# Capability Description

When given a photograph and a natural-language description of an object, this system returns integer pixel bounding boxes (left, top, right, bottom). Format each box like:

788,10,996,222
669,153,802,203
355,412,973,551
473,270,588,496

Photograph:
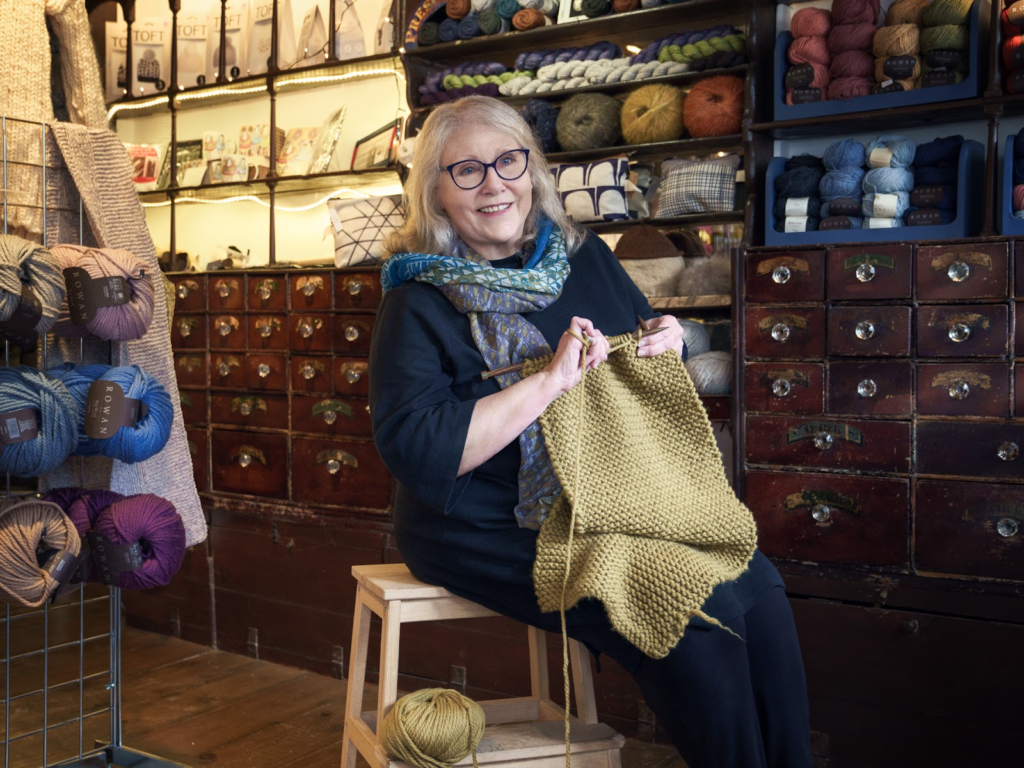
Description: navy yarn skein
823,139,866,171
774,166,823,197
0,366,78,477
914,135,964,167
773,196,821,218
786,154,825,171
863,167,915,193
914,164,958,186
520,99,560,154
820,168,866,200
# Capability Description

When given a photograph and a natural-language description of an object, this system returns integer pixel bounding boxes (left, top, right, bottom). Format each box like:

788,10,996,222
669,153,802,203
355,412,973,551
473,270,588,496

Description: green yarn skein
919,24,970,52
660,33,746,64
442,71,524,90
380,688,485,768
922,0,974,27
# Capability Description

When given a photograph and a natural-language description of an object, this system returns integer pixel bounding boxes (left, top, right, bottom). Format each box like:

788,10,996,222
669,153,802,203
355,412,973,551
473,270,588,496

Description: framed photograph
557,0,588,24
351,120,401,171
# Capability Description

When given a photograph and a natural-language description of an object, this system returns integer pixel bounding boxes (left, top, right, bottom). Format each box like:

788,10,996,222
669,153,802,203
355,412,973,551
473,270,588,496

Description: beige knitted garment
525,334,757,659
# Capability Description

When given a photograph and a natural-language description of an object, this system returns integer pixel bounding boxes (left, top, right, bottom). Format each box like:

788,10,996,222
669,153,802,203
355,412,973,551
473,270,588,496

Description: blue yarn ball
0,366,78,477
914,136,964,167
439,18,458,42
862,191,910,218
819,168,865,200
914,164,958,186
866,135,916,168
45,363,113,456
823,139,866,171
520,99,560,154
77,365,173,464
863,167,915,193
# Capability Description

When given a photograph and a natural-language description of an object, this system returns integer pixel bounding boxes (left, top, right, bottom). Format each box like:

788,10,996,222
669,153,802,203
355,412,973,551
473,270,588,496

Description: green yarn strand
442,71,528,90
659,33,745,64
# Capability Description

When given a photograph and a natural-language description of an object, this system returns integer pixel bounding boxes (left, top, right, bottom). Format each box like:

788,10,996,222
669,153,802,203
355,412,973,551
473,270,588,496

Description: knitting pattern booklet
208,0,250,83
104,22,128,102
249,0,296,75
176,11,211,87
131,18,172,95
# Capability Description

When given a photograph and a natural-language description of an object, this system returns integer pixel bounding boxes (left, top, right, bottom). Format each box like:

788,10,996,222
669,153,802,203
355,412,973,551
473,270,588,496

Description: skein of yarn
819,167,867,200
828,76,874,100
775,166,825,198
832,50,875,78
683,76,744,137
914,135,964,166
831,0,881,26
91,494,186,590
823,139,866,170
679,319,711,358
866,135,916,168
922,0,975,27
519,99,560,153
920,25,970,52
1013,184,1024,212
45,363,112,456
555,93,622,150
380,688,485,768
828,23,878,55
863,167,916,193
0,366,79,477
915,164,960,185
43,486,124,535
872,25,921,57
886,0,931,25
620,84,685,144
862,191,911,218
0,498,81,608
788,36,832,66
791,7,832,37
0,235,66,339
685,351,732,395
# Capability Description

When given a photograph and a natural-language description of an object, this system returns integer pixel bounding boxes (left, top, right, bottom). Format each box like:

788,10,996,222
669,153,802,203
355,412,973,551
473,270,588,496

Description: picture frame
351,119,401,171
557,0,588,25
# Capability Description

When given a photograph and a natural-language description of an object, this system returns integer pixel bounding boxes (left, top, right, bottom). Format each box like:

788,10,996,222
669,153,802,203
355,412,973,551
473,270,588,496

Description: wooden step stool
342,563,625,768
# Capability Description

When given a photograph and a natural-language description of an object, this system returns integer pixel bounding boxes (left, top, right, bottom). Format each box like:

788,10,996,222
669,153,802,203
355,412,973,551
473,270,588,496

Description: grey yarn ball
555,93,622,152
680,319,711,358
685,351,732,395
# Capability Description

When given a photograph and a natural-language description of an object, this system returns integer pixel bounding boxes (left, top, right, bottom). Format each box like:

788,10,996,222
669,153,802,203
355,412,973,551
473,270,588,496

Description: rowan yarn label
873,193,901,218
784,215,811,232
84,381,149,439
827,198,862,216
925,49,961,69
912,185,948,206
63,268,130,326
884,55,917,79
790,87,823,103
869,147,894,169
785,197,811,215
1009,1,1024,25
0,408,39,448
41,550,80,589
86,532,144,586
922,70,958,87
176,12,210,87
820,215,856,230
907,209,944,226
1010,72,1024,94
785,63,815,89
872,81,905,94
0,285,41,350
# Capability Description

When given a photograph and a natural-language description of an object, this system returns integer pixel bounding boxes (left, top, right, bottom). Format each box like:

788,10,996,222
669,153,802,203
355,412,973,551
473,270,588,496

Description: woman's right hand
543,316,609,397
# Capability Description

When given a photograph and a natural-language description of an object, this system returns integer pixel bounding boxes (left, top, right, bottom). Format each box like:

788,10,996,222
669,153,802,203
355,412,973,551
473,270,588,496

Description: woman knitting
368,96,811,768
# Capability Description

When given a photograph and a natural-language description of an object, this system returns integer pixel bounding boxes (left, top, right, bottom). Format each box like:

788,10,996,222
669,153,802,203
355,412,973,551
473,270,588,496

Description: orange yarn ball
683,76,745,138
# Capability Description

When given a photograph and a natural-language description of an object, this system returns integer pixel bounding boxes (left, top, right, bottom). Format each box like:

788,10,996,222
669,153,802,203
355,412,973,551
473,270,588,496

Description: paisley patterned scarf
380,219,568,529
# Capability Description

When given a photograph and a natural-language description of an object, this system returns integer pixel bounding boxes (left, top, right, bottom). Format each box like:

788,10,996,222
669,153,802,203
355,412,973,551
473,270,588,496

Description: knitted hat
613,224,678,260
664,229,709,258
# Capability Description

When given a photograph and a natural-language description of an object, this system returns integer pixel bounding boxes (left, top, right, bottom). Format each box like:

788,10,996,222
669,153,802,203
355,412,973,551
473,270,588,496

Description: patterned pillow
550,157,629,222
657,159,737,217
327,195,405,267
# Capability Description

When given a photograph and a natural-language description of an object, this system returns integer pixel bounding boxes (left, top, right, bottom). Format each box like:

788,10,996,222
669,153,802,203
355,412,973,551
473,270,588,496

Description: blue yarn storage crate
764,139,984,246
772,0,988,122
998,135,1024,235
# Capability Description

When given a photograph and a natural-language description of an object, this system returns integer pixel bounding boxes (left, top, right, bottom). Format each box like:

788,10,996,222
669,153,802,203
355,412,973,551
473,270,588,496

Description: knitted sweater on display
525,334,757,659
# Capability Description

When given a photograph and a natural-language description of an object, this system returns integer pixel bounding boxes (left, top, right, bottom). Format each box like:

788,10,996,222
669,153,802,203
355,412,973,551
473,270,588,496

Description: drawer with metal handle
917,421,1022,480
177,389,207,426
211,393,288,430
291,273,332,309
827,244,912,300
745,470,910,568
211,430,288,498
248,275,286,310
291,437,391,509
290,356,332,393
335,358,370,396
244,353,287,391
248,314,287,350
334,315,376,355
336,271,382,311
917,243,1009,301
916,479,1024,582
171,314,206,349
745,415,911,473
171,276,205,313
827,360,912,417
174,353,208,388
744,307,825,359
187,428,209,494
916,305,1009,358
289,313,333,352
744,251,824,303
211,354,246,389
917,364,1010,418
291,395,372,437
827,306,911,357
744,363,823,415
210,314,245,350
210,276,244,310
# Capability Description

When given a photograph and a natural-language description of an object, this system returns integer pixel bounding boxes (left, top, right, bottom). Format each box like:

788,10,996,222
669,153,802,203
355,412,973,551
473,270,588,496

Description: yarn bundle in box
872,0,927,93
826,0,880,100
819,139,867,229
786,7,832,104
907,135,962,225
920,0,973,87
774,155,825,232
1003,0,1024,92
1012,126,1024,218
861,135,916,227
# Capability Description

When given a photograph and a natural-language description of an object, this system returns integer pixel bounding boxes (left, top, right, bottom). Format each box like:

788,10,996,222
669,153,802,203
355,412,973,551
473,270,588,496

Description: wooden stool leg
342,589,373,768
569,640,599,725
377,599,403,730
527,625,550,701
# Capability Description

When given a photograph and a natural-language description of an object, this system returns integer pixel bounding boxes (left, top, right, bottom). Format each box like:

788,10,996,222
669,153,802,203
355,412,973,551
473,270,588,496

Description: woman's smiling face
437,125,533,261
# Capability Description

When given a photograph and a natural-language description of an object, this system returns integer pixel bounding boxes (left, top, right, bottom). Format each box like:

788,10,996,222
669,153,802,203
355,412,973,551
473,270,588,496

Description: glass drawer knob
257,363,271,378
855,263,876,283
772,378,791,397
811,504,831,522
218,321,232,337
997,518,1019,538
348,281,363,295
948,323,971,342
178,320,192,337
997,441,1020,462
218,284,231,298
176,284,189,299
327,458,341,475
771,266,791,284
344,325,360,342
345,368,362,384
257,284,273,300
323,410,337,425
299,321,315,339
259,324,273,338
948,380,970,400
301,363,317,380
771,323,790,342
857,379,877,398
217,361,231,377
855,321,875,341
302,282,317,297
813,432,833,451
238,452,252,468
239,401,253,416
947,260,970,282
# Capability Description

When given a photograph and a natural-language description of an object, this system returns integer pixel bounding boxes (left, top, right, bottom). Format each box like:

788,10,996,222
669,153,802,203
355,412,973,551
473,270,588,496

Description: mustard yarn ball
621,84,686,145
380,688,486,768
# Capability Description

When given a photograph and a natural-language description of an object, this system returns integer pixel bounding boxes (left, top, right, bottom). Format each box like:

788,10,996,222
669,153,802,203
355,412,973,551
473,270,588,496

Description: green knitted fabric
525,334,758,659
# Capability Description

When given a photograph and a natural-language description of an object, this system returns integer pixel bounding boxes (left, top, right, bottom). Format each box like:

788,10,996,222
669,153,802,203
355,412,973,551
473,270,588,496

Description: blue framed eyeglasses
439,149,531,190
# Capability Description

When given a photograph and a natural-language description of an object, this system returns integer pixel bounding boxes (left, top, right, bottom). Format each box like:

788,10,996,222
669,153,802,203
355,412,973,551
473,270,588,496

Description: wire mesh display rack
1,116,189,768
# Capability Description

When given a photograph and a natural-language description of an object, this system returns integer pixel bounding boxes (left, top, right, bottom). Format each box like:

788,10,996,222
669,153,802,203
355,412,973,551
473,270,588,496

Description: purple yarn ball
91,494,186,590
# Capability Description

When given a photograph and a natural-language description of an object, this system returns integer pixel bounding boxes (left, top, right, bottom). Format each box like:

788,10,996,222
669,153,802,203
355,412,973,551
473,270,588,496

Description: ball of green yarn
621,84,685,145
555,93,622,151
380,688,486,768
922,0,974,27
919,24,970,52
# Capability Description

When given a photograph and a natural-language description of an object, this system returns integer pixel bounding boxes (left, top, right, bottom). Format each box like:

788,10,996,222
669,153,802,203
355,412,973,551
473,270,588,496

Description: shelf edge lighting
140,187,382,212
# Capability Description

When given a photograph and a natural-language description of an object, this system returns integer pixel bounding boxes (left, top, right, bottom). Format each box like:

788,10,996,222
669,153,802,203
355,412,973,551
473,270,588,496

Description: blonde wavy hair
383,96,583,259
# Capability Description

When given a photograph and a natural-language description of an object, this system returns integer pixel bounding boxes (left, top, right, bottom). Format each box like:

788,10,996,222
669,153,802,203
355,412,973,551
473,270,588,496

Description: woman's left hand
636,315,685,359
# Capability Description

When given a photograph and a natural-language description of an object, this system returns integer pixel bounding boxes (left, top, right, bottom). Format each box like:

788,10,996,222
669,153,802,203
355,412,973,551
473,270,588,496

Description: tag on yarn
790,87,822,104
84,380,150,439
922,71,957,88
785,197,810,216
820,216,854,231
868,147,893,169
86,532,144,585
866,217,898,229
872,81,904,94
912,185,948,207
1009,1,1024,25
925,50,961,70
784,216,809,233
63,268,130,325
0,408,39,448
907,209,943,226
828,198,862,216
883,56,916,80
873,193,900,218
41,550,81,589
0,285,41,350
785,64,815,90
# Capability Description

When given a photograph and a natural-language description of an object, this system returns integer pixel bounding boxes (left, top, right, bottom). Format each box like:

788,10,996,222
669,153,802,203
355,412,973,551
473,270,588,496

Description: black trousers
572,586,812,768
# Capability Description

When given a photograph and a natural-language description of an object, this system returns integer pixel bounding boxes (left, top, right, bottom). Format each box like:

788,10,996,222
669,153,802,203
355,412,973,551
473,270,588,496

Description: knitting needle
480,326,666,380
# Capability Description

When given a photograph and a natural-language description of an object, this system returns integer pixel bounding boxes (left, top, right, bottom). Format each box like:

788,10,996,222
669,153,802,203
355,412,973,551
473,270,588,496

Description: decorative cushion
550,157,629,222
656,159,737,217
327,195,406,267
